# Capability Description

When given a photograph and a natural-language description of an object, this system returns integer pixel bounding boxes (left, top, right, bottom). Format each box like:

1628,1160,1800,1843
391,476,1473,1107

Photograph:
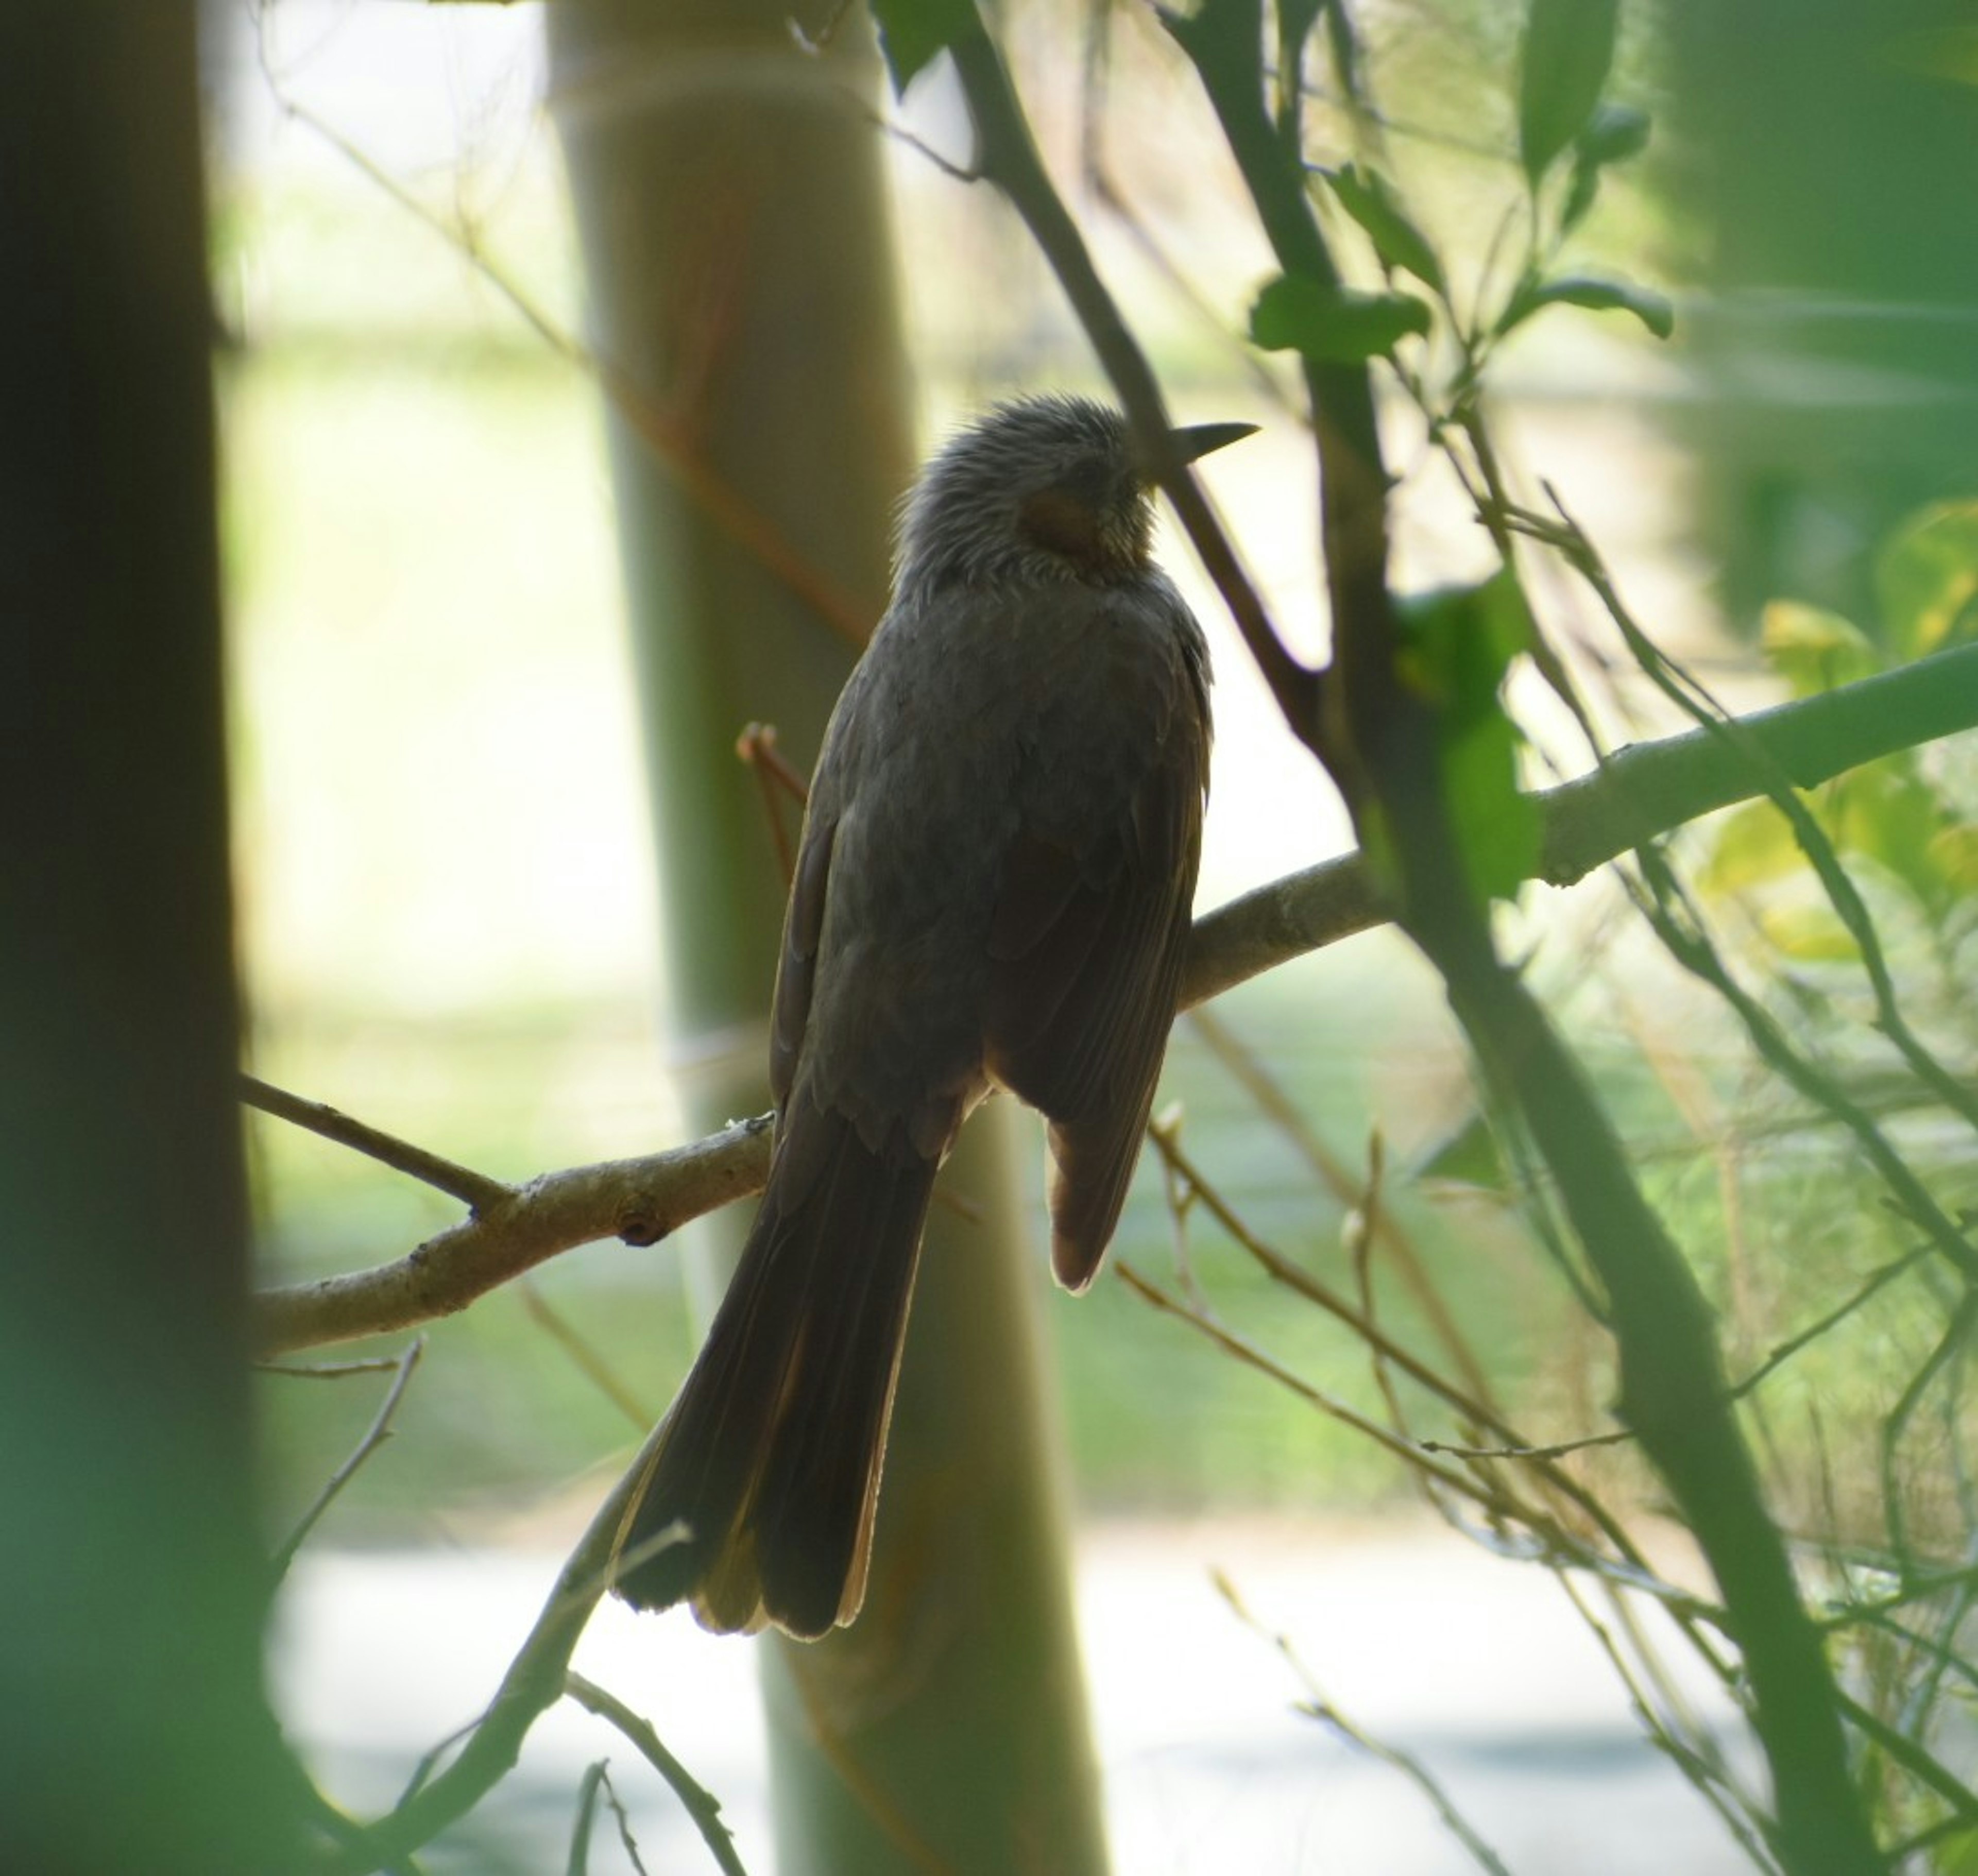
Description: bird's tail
609,1098,939,1639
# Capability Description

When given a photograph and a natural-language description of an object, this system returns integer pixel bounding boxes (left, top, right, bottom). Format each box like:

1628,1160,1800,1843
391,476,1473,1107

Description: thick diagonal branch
252,641,1978,1357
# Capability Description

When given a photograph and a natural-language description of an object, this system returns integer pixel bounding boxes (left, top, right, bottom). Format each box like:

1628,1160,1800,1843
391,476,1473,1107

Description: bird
608,394,1251,1639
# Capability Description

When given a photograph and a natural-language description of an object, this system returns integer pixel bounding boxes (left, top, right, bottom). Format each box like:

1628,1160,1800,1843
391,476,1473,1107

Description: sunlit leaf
1416,1105,1512,1193
1393,569,1541,905
1838,763,1955,913
1760,599,1880,696
1499,272,1674,340
1518,0,1618,182
1578,101,1651,167
1759,905,1860,964
1873,500,1978,659
1324,163,1445,294
1249,273,1431,363
1560,103,1651,232
1699,798,1802,897
1927,822,1978,894
871,0,976,97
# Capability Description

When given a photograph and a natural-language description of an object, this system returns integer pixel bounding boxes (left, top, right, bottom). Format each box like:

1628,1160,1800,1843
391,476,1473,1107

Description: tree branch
243,1075,509,1212
252,643,1978,1356
254,1117,772,1355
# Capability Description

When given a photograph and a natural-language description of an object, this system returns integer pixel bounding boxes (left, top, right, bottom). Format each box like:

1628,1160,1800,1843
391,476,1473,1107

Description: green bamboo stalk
0,6,302,1867
547,4,1109,1867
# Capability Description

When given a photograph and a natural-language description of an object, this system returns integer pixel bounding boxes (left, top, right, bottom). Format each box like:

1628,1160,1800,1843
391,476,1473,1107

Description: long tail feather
610,1098,937,1639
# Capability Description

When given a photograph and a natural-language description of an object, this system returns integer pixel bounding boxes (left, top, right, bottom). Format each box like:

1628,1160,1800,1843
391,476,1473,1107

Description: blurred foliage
234,0,1978,1865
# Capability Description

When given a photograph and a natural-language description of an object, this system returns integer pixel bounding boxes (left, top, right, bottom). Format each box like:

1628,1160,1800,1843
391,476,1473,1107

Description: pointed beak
1170,420,1258,465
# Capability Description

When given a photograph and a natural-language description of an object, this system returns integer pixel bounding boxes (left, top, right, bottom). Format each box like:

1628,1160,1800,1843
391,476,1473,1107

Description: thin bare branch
1212,1569,1516,1876
318,1413,677,1874
243,1075,509,1212
564,1673,749,1876
249,641,1978,1358
272,1336,425,1579
254,1117,772,1355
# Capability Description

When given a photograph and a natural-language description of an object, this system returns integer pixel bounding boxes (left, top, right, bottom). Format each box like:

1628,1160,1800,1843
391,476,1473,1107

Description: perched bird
610,394,1250,1638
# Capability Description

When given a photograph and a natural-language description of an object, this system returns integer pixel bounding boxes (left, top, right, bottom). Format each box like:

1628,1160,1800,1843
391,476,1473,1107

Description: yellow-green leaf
1873,500,1978,659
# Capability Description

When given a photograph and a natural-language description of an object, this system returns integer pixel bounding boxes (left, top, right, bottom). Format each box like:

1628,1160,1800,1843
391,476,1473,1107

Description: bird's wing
983,637,1208,1291
769,810,835,1112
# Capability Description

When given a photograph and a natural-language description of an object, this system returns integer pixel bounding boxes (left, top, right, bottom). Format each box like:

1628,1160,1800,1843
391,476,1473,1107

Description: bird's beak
1169,420,1258,465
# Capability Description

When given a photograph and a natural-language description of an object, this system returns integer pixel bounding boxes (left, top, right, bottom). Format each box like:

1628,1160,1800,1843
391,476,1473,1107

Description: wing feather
985,641,1208,1289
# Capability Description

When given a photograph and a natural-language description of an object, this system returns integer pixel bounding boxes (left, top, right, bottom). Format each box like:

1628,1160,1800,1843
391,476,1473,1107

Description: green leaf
1839,762,1956,913
1323,163,1445,294
1498,272,1675,340
1699,798,1803,898
1392,569,1541,905
1578,101,1651,167
1278,0,1326,73
1759,599,1880,697
1759,905,1859,964
1928,822,1978,895
1518,0,1619,182
1441,706,1543,903
1416,1105,1513,1193
870,0,976,97
1560,104,1651,232
1249,273,1431,363
1873,499,1978,659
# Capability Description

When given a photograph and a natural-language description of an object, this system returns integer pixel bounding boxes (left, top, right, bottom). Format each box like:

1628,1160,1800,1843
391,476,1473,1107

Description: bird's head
895,394,1253,591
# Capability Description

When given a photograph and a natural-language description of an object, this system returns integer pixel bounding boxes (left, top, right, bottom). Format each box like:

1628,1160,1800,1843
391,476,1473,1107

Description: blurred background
215,1,1978,1870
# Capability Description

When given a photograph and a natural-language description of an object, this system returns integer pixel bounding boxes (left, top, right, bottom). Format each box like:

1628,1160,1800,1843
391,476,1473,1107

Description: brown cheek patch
1018,488,1101,560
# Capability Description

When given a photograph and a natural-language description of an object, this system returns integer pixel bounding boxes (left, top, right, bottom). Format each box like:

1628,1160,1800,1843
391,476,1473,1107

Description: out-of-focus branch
1181,635,1978,1007
251,643,1978,1356
944,16,1321,742
1002,1,1887,1862
313,1420,675,1875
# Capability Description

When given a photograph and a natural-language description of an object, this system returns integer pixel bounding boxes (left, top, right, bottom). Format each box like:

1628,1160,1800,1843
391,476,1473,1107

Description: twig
1833,1689,1978,1836
257,65,872,649
596,1764,652,1876
735,720,808,883
271,1336,425,1579
1727,1246,1934,1401
250,646,1978,1357
1186,1003,1498,1408
242,1075,508,1212
1629,852,1978,1285
1212,1569,1515,1876
945,14,1321,741
318,1410,682,1873
1115,1259,1493,1507
253,1115,774,1355
567,1761,609,1876
258,1355,417,1379
564,1673,749,1876
518,1278,657,1433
